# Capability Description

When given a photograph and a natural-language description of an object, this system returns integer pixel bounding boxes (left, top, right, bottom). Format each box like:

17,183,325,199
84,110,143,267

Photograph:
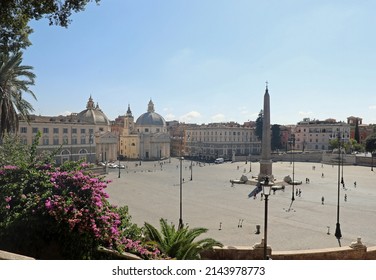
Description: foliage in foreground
144,218,223,260
0,134,159,259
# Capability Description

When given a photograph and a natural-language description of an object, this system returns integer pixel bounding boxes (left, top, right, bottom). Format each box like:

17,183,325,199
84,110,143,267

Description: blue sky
23,0,376,125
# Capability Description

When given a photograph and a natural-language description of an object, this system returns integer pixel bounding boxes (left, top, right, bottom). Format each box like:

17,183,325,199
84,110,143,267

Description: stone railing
2,238,375,260
202,238,375,260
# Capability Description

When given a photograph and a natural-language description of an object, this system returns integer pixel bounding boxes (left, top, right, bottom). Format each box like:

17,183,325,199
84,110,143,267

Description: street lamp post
249,135,252,172
190,159,193,181
179,156,184,229
340,132,345,188
262,177,272,260
287,134,295,212
188,135,193,181
335,132,342,245
89,133,94,163
118,158,121,178
372,152,374,171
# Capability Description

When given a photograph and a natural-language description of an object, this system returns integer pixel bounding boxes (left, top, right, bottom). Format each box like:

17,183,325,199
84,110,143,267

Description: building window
53,128,59,134
72,138,77,145
53,138,59,145
81,128,86,134
20,127,27,133
72,128,77,134
32,127,38,133
43,138,49,145
145,128,149,132
89,129,94,134
43,128,49,134
81,137,86,144
63,128,68,134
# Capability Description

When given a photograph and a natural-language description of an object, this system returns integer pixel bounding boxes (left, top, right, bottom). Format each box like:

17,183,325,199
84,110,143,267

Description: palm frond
143,218,222,260
0,51,36,137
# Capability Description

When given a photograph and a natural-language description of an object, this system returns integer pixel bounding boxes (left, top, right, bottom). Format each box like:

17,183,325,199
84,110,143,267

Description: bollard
255,224,261,234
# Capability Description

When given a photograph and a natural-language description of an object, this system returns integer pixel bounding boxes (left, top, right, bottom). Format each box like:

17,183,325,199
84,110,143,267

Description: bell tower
124,104,134,136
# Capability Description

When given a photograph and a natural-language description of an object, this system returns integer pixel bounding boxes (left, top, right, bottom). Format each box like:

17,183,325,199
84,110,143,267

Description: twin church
118,99,171,160
17,97,170,164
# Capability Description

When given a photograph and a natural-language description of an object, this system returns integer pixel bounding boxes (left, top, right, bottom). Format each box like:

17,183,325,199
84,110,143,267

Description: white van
215,158,224,164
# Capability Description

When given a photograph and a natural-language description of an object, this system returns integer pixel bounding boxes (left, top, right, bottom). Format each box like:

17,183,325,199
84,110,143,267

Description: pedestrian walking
321,196,325,205
354,181,357,188
344,194,347,202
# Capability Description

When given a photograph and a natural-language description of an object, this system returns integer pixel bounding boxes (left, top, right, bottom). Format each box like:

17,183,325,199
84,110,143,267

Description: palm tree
0,52,36,139
144,218,223,260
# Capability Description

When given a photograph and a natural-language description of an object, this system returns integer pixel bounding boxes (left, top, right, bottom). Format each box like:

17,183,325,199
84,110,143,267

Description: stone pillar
350,237,367,259
253,238,272,260
258,84,274,181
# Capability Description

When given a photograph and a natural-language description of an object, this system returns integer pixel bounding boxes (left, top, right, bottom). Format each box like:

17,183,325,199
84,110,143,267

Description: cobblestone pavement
104,158,376,251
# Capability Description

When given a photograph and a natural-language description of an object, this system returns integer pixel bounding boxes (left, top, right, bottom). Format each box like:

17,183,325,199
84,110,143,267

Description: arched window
79,149,88,161
61,149,70,164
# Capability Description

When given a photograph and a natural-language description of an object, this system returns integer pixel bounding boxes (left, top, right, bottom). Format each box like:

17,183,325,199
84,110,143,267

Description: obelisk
258,82,274,182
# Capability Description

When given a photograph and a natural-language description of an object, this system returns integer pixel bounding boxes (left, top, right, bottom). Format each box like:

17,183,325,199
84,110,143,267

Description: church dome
77,96,110,126
136,100,166,126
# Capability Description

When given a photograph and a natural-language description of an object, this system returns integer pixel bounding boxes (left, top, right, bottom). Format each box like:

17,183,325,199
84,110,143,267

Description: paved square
105,158,376,251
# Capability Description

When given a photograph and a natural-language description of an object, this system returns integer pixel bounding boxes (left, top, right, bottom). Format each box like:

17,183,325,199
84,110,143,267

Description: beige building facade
294,118,350,151
184,123,261,161
18,96,118,164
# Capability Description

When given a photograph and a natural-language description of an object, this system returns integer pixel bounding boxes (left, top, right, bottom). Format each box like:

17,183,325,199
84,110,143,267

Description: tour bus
215,158,224,164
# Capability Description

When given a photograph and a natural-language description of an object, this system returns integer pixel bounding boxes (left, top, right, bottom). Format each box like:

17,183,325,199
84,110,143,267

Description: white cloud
211,113,226,122
369,105,376,110
179,111,202,123
59,111,72,116
164,113,176,121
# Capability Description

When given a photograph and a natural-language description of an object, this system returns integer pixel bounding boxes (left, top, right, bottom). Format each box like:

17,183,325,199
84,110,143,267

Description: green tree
143,218,223,260
365,133,376,154
0,0,101,53
255,110,263,141
0,52,36,139
271,124,282,151
354,118,360,143
365,133,376,171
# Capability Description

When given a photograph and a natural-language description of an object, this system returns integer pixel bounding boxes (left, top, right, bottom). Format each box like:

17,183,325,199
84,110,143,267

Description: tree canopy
0,0,101,53
271,124,282,151
365,133,376,154
255,110,263,141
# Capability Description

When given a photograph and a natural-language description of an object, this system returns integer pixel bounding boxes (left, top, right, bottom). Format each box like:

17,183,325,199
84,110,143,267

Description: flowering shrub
0,134,160,259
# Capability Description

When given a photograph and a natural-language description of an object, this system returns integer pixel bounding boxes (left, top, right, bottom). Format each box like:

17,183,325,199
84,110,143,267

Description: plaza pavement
104,158,376,251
